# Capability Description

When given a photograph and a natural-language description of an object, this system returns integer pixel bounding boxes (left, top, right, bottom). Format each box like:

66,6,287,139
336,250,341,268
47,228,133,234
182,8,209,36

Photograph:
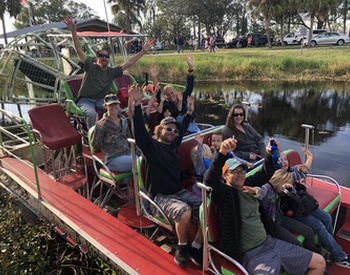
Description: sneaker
189,246,203,268
174,245,188,267
336,257,350,269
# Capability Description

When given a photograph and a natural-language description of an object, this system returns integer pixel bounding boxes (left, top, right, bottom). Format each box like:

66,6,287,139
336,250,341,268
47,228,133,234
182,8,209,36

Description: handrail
306,173,341,235
0,109,42,199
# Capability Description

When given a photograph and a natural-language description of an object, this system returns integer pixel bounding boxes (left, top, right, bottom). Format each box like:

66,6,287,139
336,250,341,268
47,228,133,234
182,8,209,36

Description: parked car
247,33,273,47
226,36,248,48
304,32,350,47
214,38,226,48
283,32,305,45
152,41,164,50
311,29,327,37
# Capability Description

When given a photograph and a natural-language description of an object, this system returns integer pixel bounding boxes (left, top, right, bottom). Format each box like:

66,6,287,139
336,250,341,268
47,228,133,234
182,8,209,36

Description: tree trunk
307,13,315,47
0,14,7,45
264,16,271,48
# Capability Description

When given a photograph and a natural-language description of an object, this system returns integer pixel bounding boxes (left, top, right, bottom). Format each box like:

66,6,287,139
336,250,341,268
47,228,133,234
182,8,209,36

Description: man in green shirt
63,16,155,129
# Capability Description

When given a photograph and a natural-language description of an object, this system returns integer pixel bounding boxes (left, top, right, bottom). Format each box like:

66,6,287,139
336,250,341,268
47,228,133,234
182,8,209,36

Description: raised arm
301,147,313,170
121,38,156,71
145,83,159,117
129,84,153,156
63,16,86,64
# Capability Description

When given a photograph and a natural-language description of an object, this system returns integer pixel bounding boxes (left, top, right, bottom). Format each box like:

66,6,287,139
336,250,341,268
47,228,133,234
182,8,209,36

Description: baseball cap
160,116,181,128
222,157,248,174
104,94,120,105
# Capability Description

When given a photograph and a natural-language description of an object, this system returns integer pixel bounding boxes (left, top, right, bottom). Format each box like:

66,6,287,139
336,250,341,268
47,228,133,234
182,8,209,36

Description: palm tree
107,0,145,33
249,0,282,48
0,0,22,44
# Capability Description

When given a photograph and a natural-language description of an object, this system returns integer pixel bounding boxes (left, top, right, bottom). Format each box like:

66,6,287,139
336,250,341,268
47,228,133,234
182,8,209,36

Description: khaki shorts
154,189,202,222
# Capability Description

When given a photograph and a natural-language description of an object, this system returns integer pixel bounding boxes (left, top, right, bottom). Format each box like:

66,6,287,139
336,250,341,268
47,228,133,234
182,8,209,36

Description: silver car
305,32,350,47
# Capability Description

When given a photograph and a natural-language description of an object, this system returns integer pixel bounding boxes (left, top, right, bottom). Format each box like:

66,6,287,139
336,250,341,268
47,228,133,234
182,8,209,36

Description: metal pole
301,124,314,150
103,0,116,66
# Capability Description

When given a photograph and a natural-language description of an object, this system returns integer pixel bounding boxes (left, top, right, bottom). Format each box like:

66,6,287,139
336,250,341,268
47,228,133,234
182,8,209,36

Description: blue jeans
77,97,105,129
107,154,133,172
294,208,346,261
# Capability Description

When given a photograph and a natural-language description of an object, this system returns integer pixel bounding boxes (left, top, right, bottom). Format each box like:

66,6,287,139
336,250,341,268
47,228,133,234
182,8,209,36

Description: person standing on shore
63,16,155,129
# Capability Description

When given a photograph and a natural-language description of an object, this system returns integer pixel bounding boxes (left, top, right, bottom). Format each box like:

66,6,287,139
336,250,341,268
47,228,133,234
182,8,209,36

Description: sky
1,0,113,42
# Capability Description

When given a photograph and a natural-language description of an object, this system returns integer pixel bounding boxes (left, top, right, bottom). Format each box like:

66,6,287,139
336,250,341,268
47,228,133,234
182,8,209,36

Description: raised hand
187,95,195,114
186,55,194,68
194,133,204,144
147,64,159,79
219,138,237,155
95,114,105,129
63,16,76,32
142,38,156,53
128,84,143,104
301,147,313,159
160,92,166,102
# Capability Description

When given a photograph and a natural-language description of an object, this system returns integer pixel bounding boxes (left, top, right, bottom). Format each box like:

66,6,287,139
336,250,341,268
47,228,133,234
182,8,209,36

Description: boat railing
306,173,342,235
0,108,41,198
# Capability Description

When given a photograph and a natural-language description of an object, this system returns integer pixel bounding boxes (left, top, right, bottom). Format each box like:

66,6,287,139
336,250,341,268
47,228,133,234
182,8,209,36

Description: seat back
179,131,219,190
28,104,81,150
28,104,82,180
62,76,86,116
286,149,302,167
135,155,175,232
198,182,248,275
113,74,136,109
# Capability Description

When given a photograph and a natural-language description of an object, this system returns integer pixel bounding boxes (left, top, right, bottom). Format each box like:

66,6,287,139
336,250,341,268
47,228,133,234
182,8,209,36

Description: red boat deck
0,157,201,275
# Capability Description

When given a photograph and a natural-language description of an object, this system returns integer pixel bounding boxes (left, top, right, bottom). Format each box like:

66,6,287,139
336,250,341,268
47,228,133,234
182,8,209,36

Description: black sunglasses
162,126,179,134
105,95,119,102
97,53,109,58
233,112,244,117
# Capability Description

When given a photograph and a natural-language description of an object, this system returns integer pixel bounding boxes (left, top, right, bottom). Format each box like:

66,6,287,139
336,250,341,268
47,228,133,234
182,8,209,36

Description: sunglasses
232,112,244,117
227,169,247,175
162,126,179,134
105,95,119,102
97,53,109,58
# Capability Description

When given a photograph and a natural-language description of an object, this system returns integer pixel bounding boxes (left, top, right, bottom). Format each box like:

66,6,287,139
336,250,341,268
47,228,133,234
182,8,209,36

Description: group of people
63,15,350,274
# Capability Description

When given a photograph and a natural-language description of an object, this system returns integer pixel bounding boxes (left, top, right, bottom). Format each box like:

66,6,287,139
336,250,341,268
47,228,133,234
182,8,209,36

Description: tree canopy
13,0,97,29
6,0,350,48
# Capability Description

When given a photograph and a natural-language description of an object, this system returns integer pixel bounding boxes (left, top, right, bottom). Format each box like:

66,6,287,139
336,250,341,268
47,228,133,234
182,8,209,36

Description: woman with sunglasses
222,104,265,162
92,93,133,173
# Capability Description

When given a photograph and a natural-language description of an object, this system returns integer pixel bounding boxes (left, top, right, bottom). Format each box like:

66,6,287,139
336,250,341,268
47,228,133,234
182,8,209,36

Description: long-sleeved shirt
133,104,191,197
204,152,276,261
222,123,265,161
92,115,131,164
156,74,194,120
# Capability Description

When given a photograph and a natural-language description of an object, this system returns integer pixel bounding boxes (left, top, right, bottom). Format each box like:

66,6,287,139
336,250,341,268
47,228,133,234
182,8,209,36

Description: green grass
128,46,350,83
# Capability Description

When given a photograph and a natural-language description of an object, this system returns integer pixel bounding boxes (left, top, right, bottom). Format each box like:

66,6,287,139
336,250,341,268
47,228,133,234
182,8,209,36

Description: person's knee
179,209,191,223
309,252,326,273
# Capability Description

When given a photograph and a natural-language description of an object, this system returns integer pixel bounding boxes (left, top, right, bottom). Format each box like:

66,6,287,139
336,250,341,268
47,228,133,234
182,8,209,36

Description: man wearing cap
63,16,155,129
92,93,132,172
129,85,203,268
203,138,326,274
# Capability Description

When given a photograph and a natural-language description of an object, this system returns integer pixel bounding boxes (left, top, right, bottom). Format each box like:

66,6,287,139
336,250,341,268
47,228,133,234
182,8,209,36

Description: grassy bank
127,46,350,83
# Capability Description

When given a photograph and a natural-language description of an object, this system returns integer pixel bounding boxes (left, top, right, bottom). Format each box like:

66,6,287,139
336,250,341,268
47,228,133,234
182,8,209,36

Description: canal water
193,81,350,188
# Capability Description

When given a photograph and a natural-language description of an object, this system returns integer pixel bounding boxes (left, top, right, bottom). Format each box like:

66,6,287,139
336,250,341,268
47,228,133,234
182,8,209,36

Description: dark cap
160,116,181,128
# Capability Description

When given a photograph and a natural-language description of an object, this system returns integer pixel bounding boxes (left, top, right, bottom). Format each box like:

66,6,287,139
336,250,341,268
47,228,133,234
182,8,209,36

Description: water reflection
193,81,350,187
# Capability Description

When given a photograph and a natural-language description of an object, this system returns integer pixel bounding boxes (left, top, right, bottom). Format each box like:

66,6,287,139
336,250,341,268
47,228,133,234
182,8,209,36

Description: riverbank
127,46,350,83
0,187,116,274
